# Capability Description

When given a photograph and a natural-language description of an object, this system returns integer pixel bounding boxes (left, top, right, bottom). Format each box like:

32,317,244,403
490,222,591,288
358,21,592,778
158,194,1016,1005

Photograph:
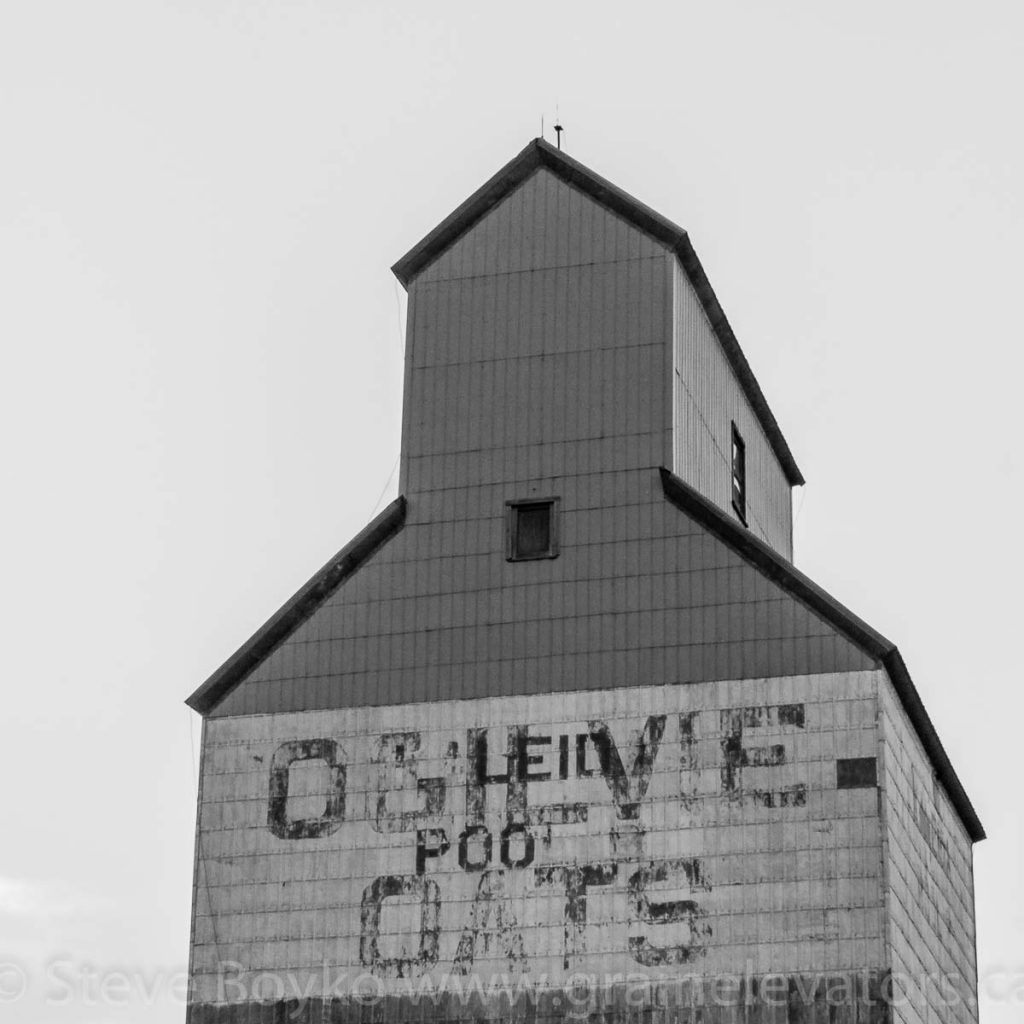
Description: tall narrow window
507,499,559,561
731,424,747,525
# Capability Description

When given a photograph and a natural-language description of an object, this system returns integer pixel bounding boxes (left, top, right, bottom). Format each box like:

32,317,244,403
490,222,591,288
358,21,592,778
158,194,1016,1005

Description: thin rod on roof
554,121,563,150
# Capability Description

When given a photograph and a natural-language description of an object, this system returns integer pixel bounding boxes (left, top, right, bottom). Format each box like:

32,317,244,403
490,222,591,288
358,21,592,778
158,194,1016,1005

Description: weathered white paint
878,676,979,1024
191,672,888,1004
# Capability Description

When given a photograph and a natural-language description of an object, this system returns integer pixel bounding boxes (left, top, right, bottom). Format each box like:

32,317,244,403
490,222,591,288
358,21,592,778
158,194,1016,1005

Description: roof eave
186,496,407,716
659,467,984,843
391,140,540,287
671,238,805,486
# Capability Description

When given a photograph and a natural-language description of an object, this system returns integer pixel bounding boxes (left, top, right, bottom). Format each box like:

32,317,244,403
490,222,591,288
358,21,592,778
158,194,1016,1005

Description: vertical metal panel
399,165,674,507
418,169,667,285
191,673,889,1017
878,677,979,1024
672,260,794,559
402,264,672,493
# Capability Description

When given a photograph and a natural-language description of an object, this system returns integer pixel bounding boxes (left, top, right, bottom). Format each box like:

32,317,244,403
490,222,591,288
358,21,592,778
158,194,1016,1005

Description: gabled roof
185,497,406,716
660,466,985,843
392,138,804,487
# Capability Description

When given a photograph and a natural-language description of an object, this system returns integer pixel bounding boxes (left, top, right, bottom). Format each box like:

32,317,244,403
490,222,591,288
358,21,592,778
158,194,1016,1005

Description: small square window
507,499,559,561
731,423,746,525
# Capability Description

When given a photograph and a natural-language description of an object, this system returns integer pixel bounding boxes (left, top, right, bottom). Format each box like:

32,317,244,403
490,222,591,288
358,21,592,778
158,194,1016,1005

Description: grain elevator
186,139,983,1024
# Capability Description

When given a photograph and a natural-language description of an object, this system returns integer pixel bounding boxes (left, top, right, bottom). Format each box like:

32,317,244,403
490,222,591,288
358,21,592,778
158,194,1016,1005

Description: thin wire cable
676,372,772,541
190,743,226,976
370,454,400,517
186,707,198,789
794,483,808,525
392,279,406,357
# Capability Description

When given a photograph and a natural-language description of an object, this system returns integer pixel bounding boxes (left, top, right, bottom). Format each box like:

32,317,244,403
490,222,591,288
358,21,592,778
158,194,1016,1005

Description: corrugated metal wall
878,677,979,1024
190,672,889,1021
672,261,794,559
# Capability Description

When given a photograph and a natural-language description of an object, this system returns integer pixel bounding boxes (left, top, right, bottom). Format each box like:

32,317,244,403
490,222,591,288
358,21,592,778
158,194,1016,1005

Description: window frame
731,422,747,526
506,497,560,562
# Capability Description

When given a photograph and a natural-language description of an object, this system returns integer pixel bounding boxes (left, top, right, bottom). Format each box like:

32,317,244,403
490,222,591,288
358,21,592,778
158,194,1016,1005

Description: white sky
1,1,1021,1020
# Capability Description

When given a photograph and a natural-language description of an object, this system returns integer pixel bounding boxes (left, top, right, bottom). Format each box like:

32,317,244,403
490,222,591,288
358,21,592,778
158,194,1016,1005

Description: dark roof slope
392,138,804,487
660,466,985,843
185,497,406,715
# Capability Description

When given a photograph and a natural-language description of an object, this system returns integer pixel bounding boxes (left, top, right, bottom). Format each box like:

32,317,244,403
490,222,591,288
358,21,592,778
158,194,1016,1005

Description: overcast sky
1,2,1021,1021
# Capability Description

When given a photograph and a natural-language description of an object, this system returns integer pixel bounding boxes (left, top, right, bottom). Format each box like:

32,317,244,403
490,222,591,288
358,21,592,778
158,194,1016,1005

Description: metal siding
672,259,794,559
878,676,978,1024
191,673,888,1019
418,168,667,285
185,717,208,1007
402,277,671,494
210,470,872,718
398,166,674,507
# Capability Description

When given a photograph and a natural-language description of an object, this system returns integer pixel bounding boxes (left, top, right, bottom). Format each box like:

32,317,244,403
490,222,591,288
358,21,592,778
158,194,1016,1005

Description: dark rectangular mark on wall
558,734,570,780
837,756,878,789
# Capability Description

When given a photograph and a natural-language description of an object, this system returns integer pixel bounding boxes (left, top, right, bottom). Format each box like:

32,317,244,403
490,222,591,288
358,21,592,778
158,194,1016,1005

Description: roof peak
391,139,804,488
392,136,689,287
